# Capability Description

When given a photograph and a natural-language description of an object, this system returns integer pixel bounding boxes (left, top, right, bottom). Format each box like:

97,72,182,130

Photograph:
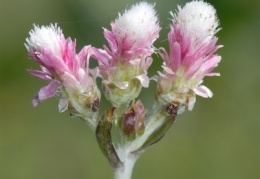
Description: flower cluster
25,1,222,178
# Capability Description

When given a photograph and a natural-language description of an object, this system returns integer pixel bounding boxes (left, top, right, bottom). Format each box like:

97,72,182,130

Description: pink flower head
25,24,100,116
92,2,160,106
93,2,160,87
157,1,222,112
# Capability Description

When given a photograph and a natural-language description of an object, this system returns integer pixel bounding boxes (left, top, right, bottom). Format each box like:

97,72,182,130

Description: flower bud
121,100,147,140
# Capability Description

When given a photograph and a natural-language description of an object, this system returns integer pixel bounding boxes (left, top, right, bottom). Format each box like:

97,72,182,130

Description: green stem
114,147,139,179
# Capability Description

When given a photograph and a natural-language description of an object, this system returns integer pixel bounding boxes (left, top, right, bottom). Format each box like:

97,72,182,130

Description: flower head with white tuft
92,2,160,107
25,24,100,128
157,1,222,112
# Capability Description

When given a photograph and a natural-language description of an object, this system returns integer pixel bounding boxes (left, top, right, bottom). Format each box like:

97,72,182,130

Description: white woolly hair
172,0,220,46
114,1,159,40
25,23,63,54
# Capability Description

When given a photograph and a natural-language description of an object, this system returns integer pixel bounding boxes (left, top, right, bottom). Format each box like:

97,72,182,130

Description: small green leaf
133,104,178,153
95,107,123,170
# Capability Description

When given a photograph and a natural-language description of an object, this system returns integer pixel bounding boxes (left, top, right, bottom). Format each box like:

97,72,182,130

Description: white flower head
25,23,63,55
114,2,159,41
172,0,219,47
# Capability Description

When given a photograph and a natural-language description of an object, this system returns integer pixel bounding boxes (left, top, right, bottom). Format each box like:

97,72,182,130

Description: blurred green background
0,0,259,178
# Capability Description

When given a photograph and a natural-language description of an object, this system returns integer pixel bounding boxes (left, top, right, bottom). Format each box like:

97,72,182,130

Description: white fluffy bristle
25,23,63,54
173,1,219,46
114,2,159,41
